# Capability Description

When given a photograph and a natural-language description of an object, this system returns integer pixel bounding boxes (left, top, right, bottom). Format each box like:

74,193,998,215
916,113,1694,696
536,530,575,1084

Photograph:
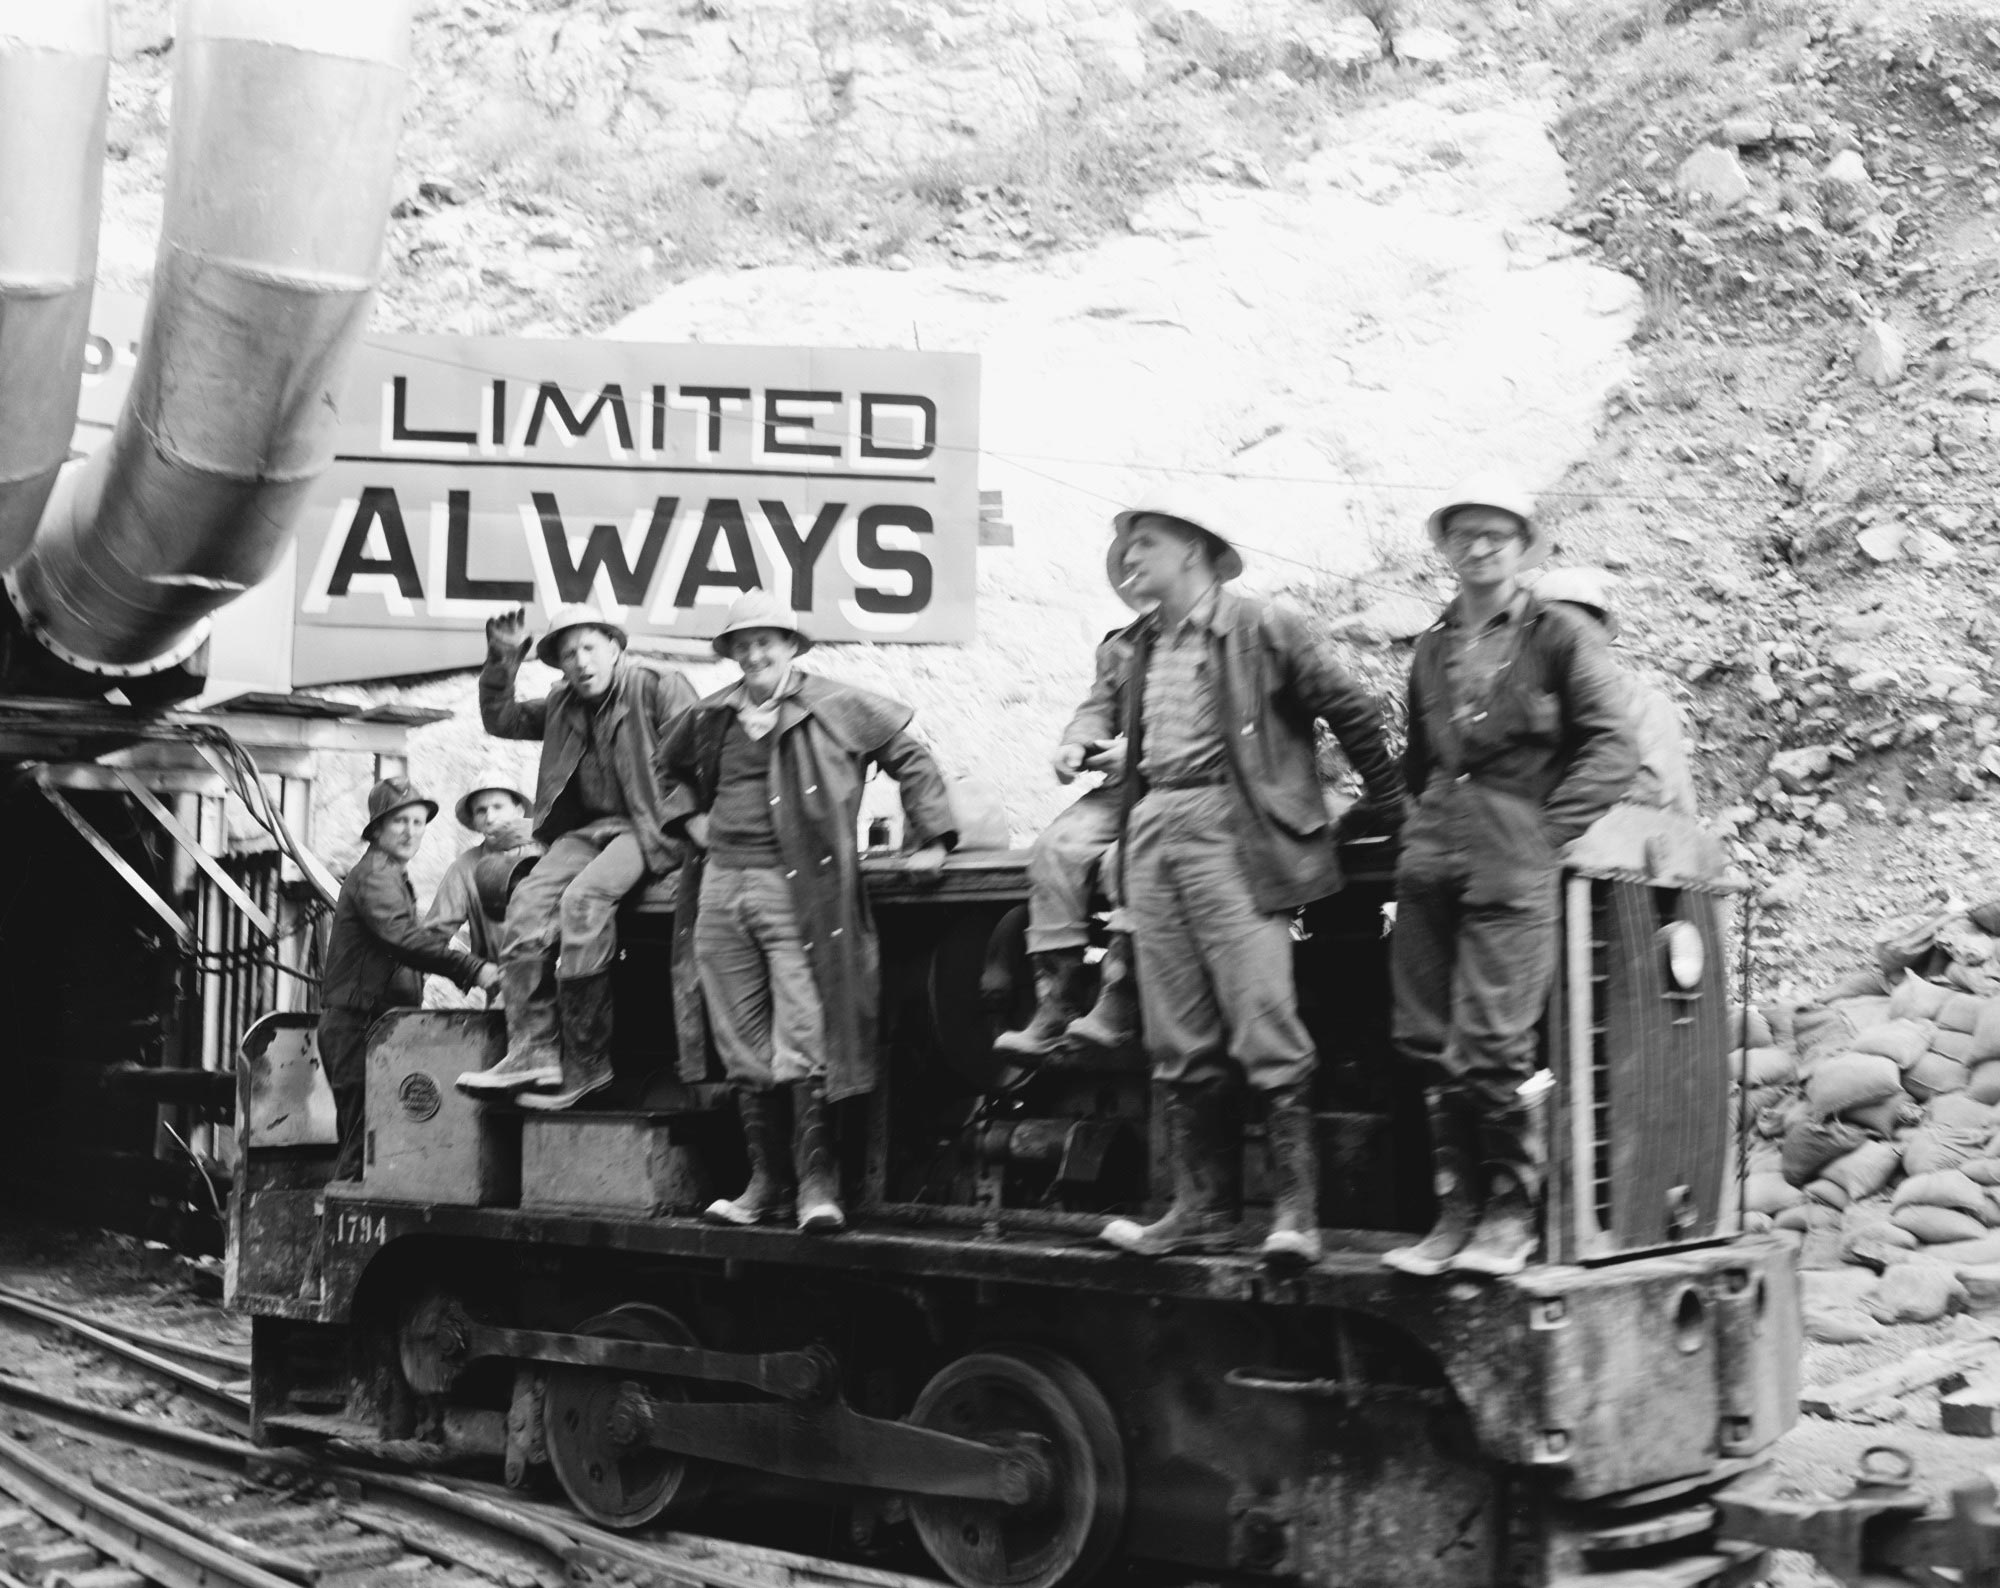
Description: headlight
1660,920,1705,990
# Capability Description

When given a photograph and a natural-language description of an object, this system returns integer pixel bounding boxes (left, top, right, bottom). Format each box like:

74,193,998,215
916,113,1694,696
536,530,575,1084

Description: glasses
1443,524,1523,553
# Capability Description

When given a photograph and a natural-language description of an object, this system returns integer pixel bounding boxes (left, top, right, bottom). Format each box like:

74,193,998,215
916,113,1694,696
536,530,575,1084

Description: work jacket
1401,591,1638,904
1101,587,1405,913
323,847,484,1013
1059,628,1138,784
479,651,698,876
657,672,957,1103
425,839,542,962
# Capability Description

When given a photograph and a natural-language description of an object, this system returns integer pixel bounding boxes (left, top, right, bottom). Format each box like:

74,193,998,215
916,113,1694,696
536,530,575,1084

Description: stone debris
1677,144,1754,208
1855,319,1908,386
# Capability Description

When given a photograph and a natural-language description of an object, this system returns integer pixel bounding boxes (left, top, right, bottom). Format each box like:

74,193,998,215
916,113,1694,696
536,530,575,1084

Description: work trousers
1390,868,1558,1194
695,865,829,1089
503,818,647,980
1024,785,1124,954
319,1006,376,1182
1123,786,1314,1093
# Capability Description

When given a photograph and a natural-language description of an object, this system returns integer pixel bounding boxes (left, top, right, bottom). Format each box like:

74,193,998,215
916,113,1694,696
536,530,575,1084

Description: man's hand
486,606,532,662
1081,736,1127,778
488,816,537,851
474,961,503,992
1052,743,1090,785
683,813,711,852
904,840,948,882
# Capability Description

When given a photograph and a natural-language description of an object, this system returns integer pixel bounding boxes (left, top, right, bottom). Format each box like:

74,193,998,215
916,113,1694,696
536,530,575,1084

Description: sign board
78,295,980,686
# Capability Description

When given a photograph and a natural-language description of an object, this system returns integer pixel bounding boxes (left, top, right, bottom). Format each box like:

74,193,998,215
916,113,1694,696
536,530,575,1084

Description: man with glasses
1384,475,1636,1279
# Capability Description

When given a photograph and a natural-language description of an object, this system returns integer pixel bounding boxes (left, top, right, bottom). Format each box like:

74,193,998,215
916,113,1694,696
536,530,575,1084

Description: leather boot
1100,1082,1242,1256
1451,1095,1545,1277
1064,934,1140,1051
1259,1086,1323,1269
993,948,1088,1059
792,1077,846,1233
457,957,563,1093
705,1088,792,1225
519,974,616,1112
1383,1089,1479,1277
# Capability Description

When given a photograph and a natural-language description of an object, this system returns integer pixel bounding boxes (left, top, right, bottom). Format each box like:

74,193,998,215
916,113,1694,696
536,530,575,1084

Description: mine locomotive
231,818,1800,1588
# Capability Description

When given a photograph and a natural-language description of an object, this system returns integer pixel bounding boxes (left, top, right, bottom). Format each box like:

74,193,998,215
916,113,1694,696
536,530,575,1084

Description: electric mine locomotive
231,813,1799,1588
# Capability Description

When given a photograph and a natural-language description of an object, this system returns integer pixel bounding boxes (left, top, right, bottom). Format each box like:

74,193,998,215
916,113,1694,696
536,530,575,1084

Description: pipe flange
4,572,212,679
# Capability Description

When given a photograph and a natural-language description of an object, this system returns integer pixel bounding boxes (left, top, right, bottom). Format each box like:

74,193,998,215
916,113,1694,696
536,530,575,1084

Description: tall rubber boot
704,1088,792,1225
1064,934,1140,1051
1451,1092,1546,1278
1382,1089,1479,1277
792,1077,846,1233
519,973,616,1112
1100,1082,1243,1256
457,957,563,1093
1259,1086,1323,1269
993,948,1088,1059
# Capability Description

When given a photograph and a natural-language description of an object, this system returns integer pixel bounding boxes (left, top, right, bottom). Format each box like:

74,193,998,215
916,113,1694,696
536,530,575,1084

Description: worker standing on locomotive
425,769,543,966
324,778,501,1179
1086,492,1408,1268
1384,478,1637,1280
456,603,698,1111
659,590,957,1234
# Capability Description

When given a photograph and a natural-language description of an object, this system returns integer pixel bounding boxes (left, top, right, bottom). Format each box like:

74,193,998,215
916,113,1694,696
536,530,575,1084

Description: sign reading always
79,296,980,685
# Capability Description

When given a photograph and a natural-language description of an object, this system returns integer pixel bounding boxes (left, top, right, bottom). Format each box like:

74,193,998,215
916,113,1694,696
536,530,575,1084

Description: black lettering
679,386,750,453
326,487,424,600
491,379,506,446
760,501,843,610
673,499,762,607
764,389,843,458
533,492,675,605
651,384,668,452
443,490,533,603
859,393,937,461
524,382,635,450
391,375,477,446
853,505,933,615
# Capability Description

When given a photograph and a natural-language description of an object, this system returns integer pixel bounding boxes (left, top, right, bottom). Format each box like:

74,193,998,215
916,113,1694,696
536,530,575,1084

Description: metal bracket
34,772,189,945
112,769,276,937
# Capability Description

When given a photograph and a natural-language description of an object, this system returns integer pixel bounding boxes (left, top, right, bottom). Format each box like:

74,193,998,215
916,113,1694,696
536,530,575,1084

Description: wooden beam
1802,1336,2000,1420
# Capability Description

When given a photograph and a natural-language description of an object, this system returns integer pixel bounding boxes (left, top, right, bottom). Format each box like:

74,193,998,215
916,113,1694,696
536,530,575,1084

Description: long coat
323,846,484,1012
479,651,697,876
656,672,957,1102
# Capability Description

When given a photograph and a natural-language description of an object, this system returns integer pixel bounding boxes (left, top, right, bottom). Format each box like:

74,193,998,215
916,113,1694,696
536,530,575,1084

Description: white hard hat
1535,566,1621,636
1426,471,1549,569
455,767,533,831
711,589,814,657
1106,489,1244,609
535,602,629,667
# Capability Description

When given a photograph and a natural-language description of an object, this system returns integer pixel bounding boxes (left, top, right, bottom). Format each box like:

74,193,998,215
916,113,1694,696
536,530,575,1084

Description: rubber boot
792,1077,846,1233
1064,934,1140,1051
704,1088,792,1225
1100,1082,1242,1256
457,957,563,1093
1383,1089,1479,1277
519,974,616,1112
992,948,1088,1059
1259,1086,1323,1269
1451,1095,1545,1277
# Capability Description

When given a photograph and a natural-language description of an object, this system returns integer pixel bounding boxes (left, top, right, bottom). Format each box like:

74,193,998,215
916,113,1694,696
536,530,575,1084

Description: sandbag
1865,1262,1966,1323
1973,999,2000,1066
1783,1116,1868,1185
1853,1019,1934,1067
1766,1003,1798,1049
1941,992,1987,1034
1924,1233,2000,1268
1747,1084,1793,1122
1905,1051,1971,1101
1929,1093,1995,1131
1805,1053,1903,1119
1842,1094,1916,1137
1805,1178,1849,1210
1902,1126,1986,1177
1892,1204,1988,1243
1797,1004,1866,1064
1893,1169,1992,1220
1745,1171,1806,1215
1742,1210,1774,1233
1890,971,1952,1022
1963,1157,2000,1186
1733,1005,1775,1049
1935,1029,1977,1063
1736,1046,1797,1088
1745,1139,1784,1177
1818,1140,1901,1202
1971,1059,2000,1105
1876,915,1941,978
1775,1203,1825,1233
1946,961,2000,996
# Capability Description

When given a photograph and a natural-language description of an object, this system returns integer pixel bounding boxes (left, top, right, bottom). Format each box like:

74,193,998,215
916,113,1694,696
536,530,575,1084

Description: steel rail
0,1287,248,1429
0,1283,249,1374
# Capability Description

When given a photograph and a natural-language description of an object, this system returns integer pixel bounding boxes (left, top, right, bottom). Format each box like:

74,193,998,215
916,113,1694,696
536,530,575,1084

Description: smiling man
1384,474,1637,1280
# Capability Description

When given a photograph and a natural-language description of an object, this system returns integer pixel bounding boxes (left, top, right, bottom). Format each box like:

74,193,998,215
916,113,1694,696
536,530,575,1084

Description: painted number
331,1211,388,1246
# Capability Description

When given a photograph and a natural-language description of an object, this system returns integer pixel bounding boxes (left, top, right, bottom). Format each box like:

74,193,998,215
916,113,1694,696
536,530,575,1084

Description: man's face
375,807,428,863
1441,507,1527,592
1119,518,1204,604
727,627,800,697
466,789,525,835
556,627,620,699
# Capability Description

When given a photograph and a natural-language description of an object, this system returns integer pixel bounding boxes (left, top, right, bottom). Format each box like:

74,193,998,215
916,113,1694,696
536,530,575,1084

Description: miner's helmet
362,776,439,841
1536,566,1621,637
711,589,814,658
455,767,532,831
535,602,629,668
1425,471,1550,570
1105,489,1244,610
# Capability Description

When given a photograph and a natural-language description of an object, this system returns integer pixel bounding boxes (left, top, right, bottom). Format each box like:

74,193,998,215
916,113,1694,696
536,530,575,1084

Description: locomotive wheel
544,1303,712,1530
906,1345,1126,1588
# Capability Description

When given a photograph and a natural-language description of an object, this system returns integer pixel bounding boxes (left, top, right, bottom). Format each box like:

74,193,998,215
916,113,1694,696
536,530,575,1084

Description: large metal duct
10,0,413,677
0,5,108,575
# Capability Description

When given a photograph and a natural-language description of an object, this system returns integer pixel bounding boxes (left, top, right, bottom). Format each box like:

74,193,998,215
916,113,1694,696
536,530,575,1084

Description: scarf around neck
734,666,798,740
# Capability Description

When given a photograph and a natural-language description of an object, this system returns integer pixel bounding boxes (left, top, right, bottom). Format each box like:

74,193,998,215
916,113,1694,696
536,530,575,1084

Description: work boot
1100,1082,1243,1256
1383,1089,1479,1277
518,974,616,1112
992,948,1089,1060
705,1088,792,1226
1450,1170,1539,1277
457,958,563,1093
1064,934,1140,1052
792,1077,846,1233
1259,1086,1323,1269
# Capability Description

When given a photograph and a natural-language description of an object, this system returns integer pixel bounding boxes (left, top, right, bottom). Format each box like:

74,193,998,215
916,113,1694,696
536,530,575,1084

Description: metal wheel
906,1345,1127,1588
544,1303,712,1530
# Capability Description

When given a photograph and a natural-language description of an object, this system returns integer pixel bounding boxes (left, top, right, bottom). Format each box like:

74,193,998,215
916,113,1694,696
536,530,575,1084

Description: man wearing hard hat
456,603,698,1110
1384,475,1637,1280
1078,490,1408,1270
425,767,543,967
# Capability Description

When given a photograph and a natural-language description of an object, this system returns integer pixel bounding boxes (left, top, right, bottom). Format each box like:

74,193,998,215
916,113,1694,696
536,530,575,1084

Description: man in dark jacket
1384,475,1638,1280
456,602,698,1110
323,778,499,1180
1086,492,1407,1268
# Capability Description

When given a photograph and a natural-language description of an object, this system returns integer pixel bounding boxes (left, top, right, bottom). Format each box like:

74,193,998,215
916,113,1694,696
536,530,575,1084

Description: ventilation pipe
9,0,413,677
0,4,108,573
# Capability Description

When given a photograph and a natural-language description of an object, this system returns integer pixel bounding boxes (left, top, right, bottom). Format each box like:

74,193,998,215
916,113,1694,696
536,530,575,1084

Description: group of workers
323,472,1685,1278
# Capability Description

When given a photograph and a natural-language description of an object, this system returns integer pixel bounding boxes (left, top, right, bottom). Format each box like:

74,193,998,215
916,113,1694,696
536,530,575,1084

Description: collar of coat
1426,586,1541,639
1118,583,1254,643
691,668,915,757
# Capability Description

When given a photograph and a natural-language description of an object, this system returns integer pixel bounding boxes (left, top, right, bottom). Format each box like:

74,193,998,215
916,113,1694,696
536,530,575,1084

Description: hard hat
1425,471,1549,570
1535,566,1621,636
454,767,533,831
711,589,814,658
1105,489,1244,609
362,776,438,841
535,602,629,667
